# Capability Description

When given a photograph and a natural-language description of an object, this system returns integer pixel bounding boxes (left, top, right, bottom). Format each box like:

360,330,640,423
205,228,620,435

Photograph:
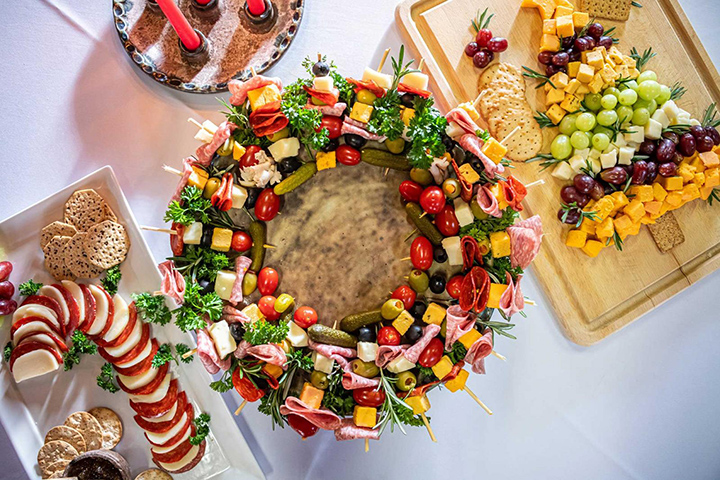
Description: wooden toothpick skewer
463,386,492,415
473,90,487,107
318,53,322,62
384,167,390,177
263,244,276,249
499,125,521,146
525,298,536,306
491,350,506,361
182,348,198,359
141,226,177,235
163,165,182,176
152,291,163,296
400,257,412,262
235,400,248,416
364,438,370,452
250,67,257,77
525,179,545,189
377,48,391,71
188,117,204,130
419,212,427,219
421,413,437,442
418,58,425,71
404,229,418,242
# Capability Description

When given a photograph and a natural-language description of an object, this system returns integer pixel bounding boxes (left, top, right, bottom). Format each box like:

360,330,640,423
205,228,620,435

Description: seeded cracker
64,233,104,279
647,211,685,253
43,235,74,281
135,468,174,480
45,425,87,455
83,220,130,269
44,459,71,479
37,441,78,478
581,0,632,21
88,407,123,449
64,411,103,451
40,222,77,249
63,189,108,232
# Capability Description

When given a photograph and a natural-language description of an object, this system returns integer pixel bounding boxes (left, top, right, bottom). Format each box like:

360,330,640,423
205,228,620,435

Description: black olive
312,61,330,77
429,274,446,294
344,133,367,150
433,247,448,264
245,188,261,209
198,278,214,294
476,307,495,323
409,301,427,320
230,323,245,343
403,324,423,343
441,135,456,153
321,137,339,152
200,228,213,248
278,156,301,175
400,93,415,109
470,156,485,174
357,326,376,343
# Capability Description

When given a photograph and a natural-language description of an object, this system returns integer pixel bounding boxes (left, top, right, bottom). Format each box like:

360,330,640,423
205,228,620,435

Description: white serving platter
0,166,265,480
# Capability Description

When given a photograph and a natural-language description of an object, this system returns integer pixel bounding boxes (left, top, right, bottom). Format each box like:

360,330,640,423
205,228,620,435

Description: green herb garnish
484,255,524,284
209,368,235,393
132,292,172,326
522,66,555,89
471,7,494,33
560,202,599,228
170,245,230,283
18,280,43,296
406,95,448,170
281,79,330,151
701,102,720,128
173,283,223,332
151,343,194,368
63,331,98,371
3,342,12,363
164,186,213,227
101,265,122,296
534,111,556,128
243,319,289,346
377,370,423,435
190,413,211,445
459,208,520,241
97,363,119,393
669,82,687,101
629,47,655,71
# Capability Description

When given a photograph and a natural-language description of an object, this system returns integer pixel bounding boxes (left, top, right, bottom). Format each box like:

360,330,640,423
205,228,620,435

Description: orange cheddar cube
640,213,656,224
705,168,719,187
543,18,557,35
610,191,629,209
300,382,324,410
660,176,684,191
700,184,716,200
540,34,561,52
481,138,508,165
581,239,605,257
699,150,720,167
613,214,633,233
572,11,589,28
555,15,574,37
629,185,654,202
458,328,482,350
445,369,469,393
681,183,700,202
353,406,377,428
405,395,431,415
432,356,455,380
595,216,614,238
567,61,581,78
652,182,668,202
623,200,646,223
579,217,597,235
263,363,284,379
665,191,683,207
643,200,662,215
693,172,706,186
487,283,509,309
554,5,574,18
677,163,696,183
576,63,595,83
565,229,587,249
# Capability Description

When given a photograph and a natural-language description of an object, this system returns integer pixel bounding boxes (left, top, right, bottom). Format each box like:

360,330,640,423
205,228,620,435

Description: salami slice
158,261,185,305
459,134,503,178
398,82,431,98
170,158,196,204
507,215,543,269
346,78,386,98
375,344,408,368
450,158,474,202
446,108,481,136
340,118,385,141
458,267,490,313
228,75,282,105
499,273,524,318
118,363,170,396
444,305,475,351
196,121,237,167
151,424,196,464
334,418,380,441
302,85,340,107
403,324,441,364
233,340,286,367
279,396,342,430
249,101,289,137
197,327,231,375
464,328,493,375
114,339,159,377
229,256,252,305
304,100,347,117
154,440,205,474
476,184,502,218
20,295,64,337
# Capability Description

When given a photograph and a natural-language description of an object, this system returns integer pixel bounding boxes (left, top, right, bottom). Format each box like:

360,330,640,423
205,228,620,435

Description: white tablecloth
1,1,719,479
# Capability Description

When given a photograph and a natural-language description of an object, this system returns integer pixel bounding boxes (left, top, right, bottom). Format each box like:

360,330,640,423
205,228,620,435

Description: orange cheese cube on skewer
458,329,482,350
405,395,431,415
299,382,324,410
445,369,470,393
486,283,509,308
353,406,377,428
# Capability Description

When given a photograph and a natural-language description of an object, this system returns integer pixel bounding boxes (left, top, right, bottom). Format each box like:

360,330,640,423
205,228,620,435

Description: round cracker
44,459,71,479
88,407,123,450
135,468,173,480
64,411,103,451
83,220,130,269
63,189,108,232
44,426,86,455
37,440,77,477
63,233,104,279
40,222,77,250
43,236,74,281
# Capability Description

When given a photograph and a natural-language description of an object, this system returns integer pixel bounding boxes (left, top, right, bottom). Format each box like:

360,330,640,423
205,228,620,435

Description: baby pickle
274,163,317,195
249,221,266,272
361,149,411,171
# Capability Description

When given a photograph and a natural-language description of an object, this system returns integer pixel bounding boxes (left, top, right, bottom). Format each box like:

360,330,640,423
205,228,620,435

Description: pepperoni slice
96,303,138,349
129,379,179,418
144,403,194,447
459,267,490,312
52,284,80,335
114,338,159,377
302,85,340,106
118,362,170,395
134,391,188,433
10,316,63,339
9,341,63,370
461,236,479,271
249,101,289,137
151,424,197,464
16,332,69,353
398,82,431,98
21,295,64,337
98,322,151,365
153,440,206,474
78,284,97,334
170,223,185,257
345,78,385,98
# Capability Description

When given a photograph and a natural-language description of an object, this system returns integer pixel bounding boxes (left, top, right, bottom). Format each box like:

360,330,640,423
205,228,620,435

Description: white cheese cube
267,137,300,161
624,125,644,144
241,304,264,323
644,118,663,140
651,109,670,129
401,71,429,91
231,185,248,210
361,67,392,90
453,197,474,227
612,134,627,149
357,342,378,363
574,148,590,159
445,121,465,139
588,148,602,159
214,270,237,301
551,161,574,180
618,146,635,166
386,355,415,374
661,100,680,123
312,351,334,374
312,75,334,92
676,113,691,124
689,118,701,126
194,129,214,143
183,222,203,245
600,149,618,169
589,158,601,174
286,321,309,348
568,154,585,173
207,320,237,359
442,236,463,266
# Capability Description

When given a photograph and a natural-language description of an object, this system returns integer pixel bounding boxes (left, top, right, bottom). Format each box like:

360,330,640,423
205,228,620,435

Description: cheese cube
585,50,604,70
401,71,429,91
404,395,430,415
267,137,300,161
699,151,720,167
312,75,334,92
575,148,590,159
546,87,566,106
287,320,309,347
188,166,209,190
241,304,264,323
560,94,582,112
458,102,480,121
568,62,581,78
432,356,454,380
568,154,586,173
610,191,629,210
487,283,509,308
386,355,415,374
572,11,589,28
590,157,602,174
705,168,720,187
312,351,334,375
653,183,668,202
214,270,237,301
481,138,508,164
183,221,203,245
540,34,561,52
392,310,415,335
542,18,556,35
446,121,465,139
665,191,683,207
233,141,246,161
600,149,618,168
357,342,378,363
576,63,595,83
554,5,574,18
361,67,392,89
623,200,646,223
651,109,670,129
660,175,684,191
579,217,596,236
458,163,481,183
612,134,627,149
299,382,324,410
677,163,696,182
211,228,233,252
644,118,663,140
565,229,587,248
565,78,581,94
547,103,567,124
349,101,374,124
550,72,570,91
247,84,282,111
489,231,511,258
700,184,716,200
644,201,662,215
593,196,615,221
555,15,574,37
445,369,469,393
682,183,700,201
551,161,574,180
442,235,463,265
316,151,337,171
690,156,706,172
453,198,475,228
231,185,248,210
401,107,416,126
576,83,590,95
458,329,482,350
194,127,214,143
581,239,604,257
595,217,614,238
587,73,605,94
624,125,644,144
353,406,377,428
631,185,654,202
207,320,237,359
614,146,633,166
661,100,680,123
422,303,446,326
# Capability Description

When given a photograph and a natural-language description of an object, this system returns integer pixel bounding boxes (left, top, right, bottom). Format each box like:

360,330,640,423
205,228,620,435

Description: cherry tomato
258,267,279,296
446,275,464,300
293,306,318,329
377,326,401,346
419,186,445,214
399,180,423,202
258,295,281,321
255,189,281,221
231,231,253,252
353,386,386,407
391,285,416,311
287,414,319,439
418,338,444,368
410,236,433,271
316,115,343,139
240,145,263,168
434,204,460,236
336,144,361,166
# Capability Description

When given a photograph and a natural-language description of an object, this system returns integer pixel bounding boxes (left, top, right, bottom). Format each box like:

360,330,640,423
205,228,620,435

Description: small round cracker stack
64,411,103,452
45,425,87,455
83,220,130,270
135,468,173,480
88,407,123,450
63,189,109,232
44,459,72,479
37,441,78,478
40,222,77,250
43,236,74,281
64,233,105,279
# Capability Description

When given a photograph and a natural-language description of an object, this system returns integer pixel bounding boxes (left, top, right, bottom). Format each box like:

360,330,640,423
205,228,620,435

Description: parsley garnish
220,99,267,147
209,368,235,393
97,363,119,393
63,331,98,371
190,413,211,445
281,79,329,151
284,349,313,372
132,292,172,326
484,256,524,283
243,319,289,346
406,95,448,170
367,90,405,141
459,208,519,241
163,186,213,227
3,342,12,363
173,283,223,332
171,245,229,282
151,343,194,368
101,265,122,296
321,369,356,417
18,280,43,296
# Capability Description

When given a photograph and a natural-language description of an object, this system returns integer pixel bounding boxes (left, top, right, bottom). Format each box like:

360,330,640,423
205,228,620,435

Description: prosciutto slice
279,397,342,430
340,118,386,141
170,157,196,203
444,305,476,351
302,85,340,107
429,156,450,185
507,215,543,269
307,340,356,363
221,305,252,324
476,184,502,218
229,256,252,305
375,344,408,368
196,121,237,166
197,327,231,375
249,101,289,137
334,418,380,441
404,324,441,364
228,75,282,106
304,100,347,117
446,108,482,136
464,328,493,375
233,340,287,368
459,134,503,178
499,273,524,318
158,261,185,305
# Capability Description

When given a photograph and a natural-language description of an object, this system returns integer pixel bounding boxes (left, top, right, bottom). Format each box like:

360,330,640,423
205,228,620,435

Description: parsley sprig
151,343,194,368
243,319,289,346
258,350,310,428
97,363,119,393
320,367,356,417
173,283,223,332
63,331,98,371
190,413,211,445
459,208,519,241
18,280,42,296
281,78,329,151
101,265,122,296
3,342,12,363
406,95,448,170
209,368,235,393
484,255,524,283
132,292,172,326
164,186,213,227
367,90,405,141
171,245,230,282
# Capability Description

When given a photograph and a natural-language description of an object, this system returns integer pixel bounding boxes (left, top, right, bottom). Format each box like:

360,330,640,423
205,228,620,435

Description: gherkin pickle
310,370,329,390
408,269,429,294
350,359,380,378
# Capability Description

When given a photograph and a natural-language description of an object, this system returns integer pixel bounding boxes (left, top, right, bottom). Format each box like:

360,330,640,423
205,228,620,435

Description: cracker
103,203,118,223
63,189,108,232
135,468,174,480
581,0,631,21
647,211,685,253
88,407,123,450
478,63,524,92
64,412,103,451
43,236,74,281
45,426,86,455
83,220,130,269
40,222,77,250
44,459,71,479
37,441,77,478
63,233,104,279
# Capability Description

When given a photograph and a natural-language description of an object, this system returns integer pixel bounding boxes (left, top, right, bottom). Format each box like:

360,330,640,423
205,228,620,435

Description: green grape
593,125,614,137
633,98,651,110
656,85,672,104
558,115,579,135
575,112,597,132
625,80,639,91
637,70,658,83
619,89,638,106
603,87,620,99
601,94,618,110
647,99,658,116
570,130,590,149
592,133,610,150
583,93,602,111
617,106,634,123
638,80,661,101
597,109,619,127
632,108,650,126
550,134,573,160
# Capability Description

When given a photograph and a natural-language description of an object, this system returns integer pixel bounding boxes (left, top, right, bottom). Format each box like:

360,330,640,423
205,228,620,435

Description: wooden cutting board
396,0,720,345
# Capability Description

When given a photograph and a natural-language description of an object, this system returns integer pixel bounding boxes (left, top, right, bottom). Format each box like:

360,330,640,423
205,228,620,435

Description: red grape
706,126,720,145
476,28,492,47
582,36,596,49
473,50,493,68
545,64,561,76
0,281,14,299
662,131,680,144
561,35,576,49
645,161,658,184
560,185,589,207
573,174,597,195
600,166,628,184
658,162,677,177
587,22,604,38
678,133,696,157
537,51,554,65
568,48,581,62
487,37,508,53
690,125,706,139
639,140,656,156
0,261,11,282
552,52,569,66
597,36,613,49
557,207,581,225
0,299,16,316
589,182,605,200
655,139,676,163
465,42,479,57
631,160,649,184
672,152,684,165
697,135,714,152
574,37,590,51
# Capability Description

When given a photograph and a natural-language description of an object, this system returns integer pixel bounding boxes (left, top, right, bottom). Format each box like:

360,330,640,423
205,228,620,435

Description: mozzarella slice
61,280,85,325
86,285,109,336
115,338,153,369
207,321,236,359
16,333,60,350
286,321,308,348
38,286,69,329
156,444,200,472
119,366,161,391
142,400,179,423
151,425,192,454
12,349,59,383
12,305,61,330
145,412,189,445
104,319,142,358
12,321,57,344
129,373,172,403
102,295,130,343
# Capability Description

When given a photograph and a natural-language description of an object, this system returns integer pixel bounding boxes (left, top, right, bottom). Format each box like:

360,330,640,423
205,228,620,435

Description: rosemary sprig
669,82,687,101
527,153,563,171
663,124,691,136
701,102,720,128
471,8,494,33
534,111,556,128
631,1,643,7
603,26,620,44
629,47,656,71
708,188,720,206
608,117,631,142
522,66,555,90
389,45,419,91
561,202,599,228
477,319,517,340
580,159,597,178
376,370,420,436
607,230,625,251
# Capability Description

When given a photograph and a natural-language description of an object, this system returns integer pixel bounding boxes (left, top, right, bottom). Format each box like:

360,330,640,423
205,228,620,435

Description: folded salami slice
229,256,252,305
334,418,380,441
196,121,237,167
404,324,441,364
458,267,490,313
341,370,380,390
499,273,524,318
233,340,286,368
398,82,431,98
196,327,231,375
507,215,543,269
476,184,502,218
446,108,481,136
375,344,408,368
464,328,493,375
228,75,283,106
249,101,289,137
444,305,475,351
302,85,340,107
158,261,185,305
308,339,356,362
346,78,386,98
221,304,253,324
459,134,503,178
211,173,234,211
304,100,347,117
170,158,196,204
340,117,386,141
279,396,342,430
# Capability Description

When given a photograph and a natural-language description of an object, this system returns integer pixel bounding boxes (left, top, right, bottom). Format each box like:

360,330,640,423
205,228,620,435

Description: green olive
274,293,295,313
410,168,433,186
350,359,380,378
385,137,406,154
381,299,404,320
311,96,326,106
442,178,461,199
242,271,258,297
267,127,290,142
440,318,447,338
203,178,221,199
310,370,329,390
356,89,377,105
396,371,417,392
216,138,233,156
408,269,429,293
470,198,489,220
477,238,491,256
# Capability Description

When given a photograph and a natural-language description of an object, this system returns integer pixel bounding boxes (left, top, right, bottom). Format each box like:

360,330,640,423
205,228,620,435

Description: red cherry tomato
258,296,281,321
255,189,281,221
257,267,279,296
293,306,318,329
418,338,444,368
316,116,343,139
410,236,433,271
434,204,460,236
391,285,416,311
353,387,386,408
419,186,446,214
377,326,401,346
336,144,361,166
240,145,263,168
287,414,319,439
399,180,423,202
231,231,253,252
447,275,464,300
